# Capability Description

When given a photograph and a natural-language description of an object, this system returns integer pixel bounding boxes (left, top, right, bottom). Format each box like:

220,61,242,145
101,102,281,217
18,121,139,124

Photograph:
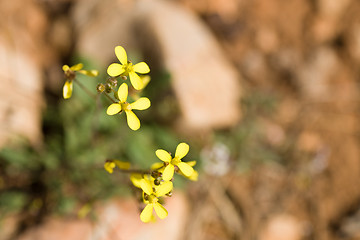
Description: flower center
171,157,181,165
148,194,158,204
121,102,132,111
124,62,134,74
65,70,76,80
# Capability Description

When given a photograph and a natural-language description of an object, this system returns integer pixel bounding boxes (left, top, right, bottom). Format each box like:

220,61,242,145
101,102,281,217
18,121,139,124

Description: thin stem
74,78,97,98
116,168,152,175
104,92,117,103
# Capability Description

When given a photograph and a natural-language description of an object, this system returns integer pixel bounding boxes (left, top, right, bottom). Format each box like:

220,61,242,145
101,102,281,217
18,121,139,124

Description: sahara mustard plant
62,45,198,223
106,83,151,131
107,46,150,90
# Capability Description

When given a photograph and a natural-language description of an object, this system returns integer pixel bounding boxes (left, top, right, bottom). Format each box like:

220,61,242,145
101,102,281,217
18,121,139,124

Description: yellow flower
139,178,173,223
155,143,195,181
104,161,116,174
62,63,99,99
104,159,131,174
106,83,150,131
107,46,150,90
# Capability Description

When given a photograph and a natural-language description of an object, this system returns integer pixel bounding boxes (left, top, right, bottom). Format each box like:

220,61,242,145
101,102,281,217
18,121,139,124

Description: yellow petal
130,173,143,188
106,103,121,115
175,142,189,159
107,63,125,77
133,62,150,74
140,179,153,195
114,160,131,170
78,69,99,77
140,75,151,89
115,46,128,65
151,162,164,170
140,204,153,223
104,161,116,174
188,170,199,181
125,110,140,131
154,202,168,220
155,181,173,197
70,63,83,71
177,162,194,177
62,65,70,72
162,164,174,181
155,150,172,163
117,83,128,102
186,161,197,167
129,71,144,90
63,81,73,99
131,97,151,110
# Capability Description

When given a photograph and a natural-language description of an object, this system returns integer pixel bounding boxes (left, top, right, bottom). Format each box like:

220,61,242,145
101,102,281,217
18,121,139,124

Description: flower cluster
105,143,197,222
62,46,151,131
62,46,198,223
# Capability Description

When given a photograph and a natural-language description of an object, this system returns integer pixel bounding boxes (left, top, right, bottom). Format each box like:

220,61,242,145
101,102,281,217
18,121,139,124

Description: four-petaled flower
139,178,173,223
107,46,150,90
106,83,150,130
155,143,194,181
62,63,99,99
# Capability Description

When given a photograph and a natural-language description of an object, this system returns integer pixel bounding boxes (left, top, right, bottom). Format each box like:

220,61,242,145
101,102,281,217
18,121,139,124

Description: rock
73,0,138,65
93,192,188,240
259,214,303,240
18,218,92,240
136,0,241,131
0,0,51,147
297,47,339,100
313,0,351,43
17,192,188,240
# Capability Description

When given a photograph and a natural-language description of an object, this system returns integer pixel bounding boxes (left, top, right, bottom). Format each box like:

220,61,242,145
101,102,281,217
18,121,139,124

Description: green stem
104,92,117,103
74,79,97,98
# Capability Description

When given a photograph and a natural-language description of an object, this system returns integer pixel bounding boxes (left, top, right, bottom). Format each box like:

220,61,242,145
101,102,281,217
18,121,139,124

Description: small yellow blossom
62,63,99,99
139,178,173,223
104,159,131,174
106,83,150,131
107,46,150,90
155,143,195,181
104,161,116,174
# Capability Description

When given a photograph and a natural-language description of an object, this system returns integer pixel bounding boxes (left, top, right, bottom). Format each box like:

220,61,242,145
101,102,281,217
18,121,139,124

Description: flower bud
151,171,161,179
107,77,118,87
96,83,105,93
143,194,149,201
154,178,161,186
105,83,112,93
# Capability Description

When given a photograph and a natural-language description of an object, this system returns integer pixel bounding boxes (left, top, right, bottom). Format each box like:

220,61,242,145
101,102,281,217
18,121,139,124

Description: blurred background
1,0,360,239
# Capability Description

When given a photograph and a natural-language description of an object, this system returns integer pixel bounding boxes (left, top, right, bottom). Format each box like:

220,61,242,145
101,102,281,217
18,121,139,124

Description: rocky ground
1,0,360,239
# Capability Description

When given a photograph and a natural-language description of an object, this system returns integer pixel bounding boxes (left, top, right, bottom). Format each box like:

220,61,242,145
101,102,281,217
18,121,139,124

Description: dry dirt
1,0,360,239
